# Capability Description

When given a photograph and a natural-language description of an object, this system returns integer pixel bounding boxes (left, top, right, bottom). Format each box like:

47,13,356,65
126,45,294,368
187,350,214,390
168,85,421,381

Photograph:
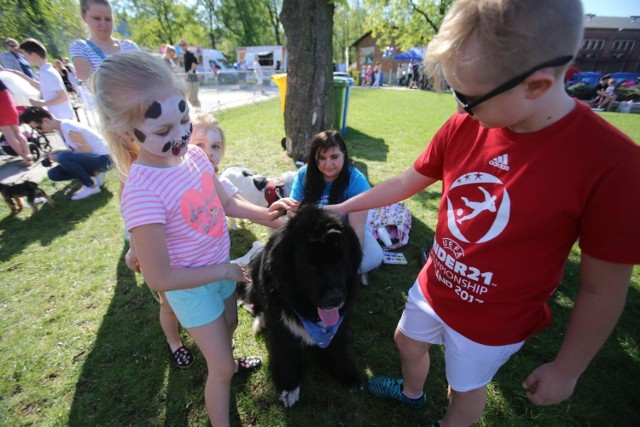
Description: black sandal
167,344,194,368
235,356,262,374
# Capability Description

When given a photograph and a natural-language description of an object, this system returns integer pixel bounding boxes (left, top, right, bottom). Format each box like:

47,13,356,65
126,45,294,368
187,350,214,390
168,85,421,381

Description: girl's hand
269,198,298,219
227,263,251,283
125,248,141,273
323,203,345,217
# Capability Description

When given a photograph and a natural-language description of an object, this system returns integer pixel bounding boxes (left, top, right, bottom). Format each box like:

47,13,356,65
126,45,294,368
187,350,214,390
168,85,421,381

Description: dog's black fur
0,181,55,214
241,205,363,407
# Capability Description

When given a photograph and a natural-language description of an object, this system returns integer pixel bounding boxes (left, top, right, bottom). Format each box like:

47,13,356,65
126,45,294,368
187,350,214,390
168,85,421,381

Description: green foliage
566,83,597,101
0,0,84,58
363,0,454,51
615,86,640,102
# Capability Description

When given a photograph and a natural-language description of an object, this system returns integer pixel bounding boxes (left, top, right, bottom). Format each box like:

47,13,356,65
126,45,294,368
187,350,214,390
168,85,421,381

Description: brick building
577,15,640,74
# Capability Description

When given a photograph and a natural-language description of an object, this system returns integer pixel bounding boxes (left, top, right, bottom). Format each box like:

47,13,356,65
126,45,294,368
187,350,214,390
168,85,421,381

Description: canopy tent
393,47,425,61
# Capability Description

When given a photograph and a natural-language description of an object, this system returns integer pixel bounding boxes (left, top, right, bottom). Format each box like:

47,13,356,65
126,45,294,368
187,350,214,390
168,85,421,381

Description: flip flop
235,356,262,374
167,344,194,369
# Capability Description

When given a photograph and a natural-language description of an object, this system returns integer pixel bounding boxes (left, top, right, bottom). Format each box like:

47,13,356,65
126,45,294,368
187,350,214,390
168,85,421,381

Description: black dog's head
265,205,362,325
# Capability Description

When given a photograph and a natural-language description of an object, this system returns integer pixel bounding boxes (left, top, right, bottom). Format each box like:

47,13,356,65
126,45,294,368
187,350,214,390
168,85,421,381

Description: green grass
1,89,639,426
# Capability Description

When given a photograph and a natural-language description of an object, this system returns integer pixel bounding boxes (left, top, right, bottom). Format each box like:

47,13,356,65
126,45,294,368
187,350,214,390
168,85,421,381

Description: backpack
367,202,412,250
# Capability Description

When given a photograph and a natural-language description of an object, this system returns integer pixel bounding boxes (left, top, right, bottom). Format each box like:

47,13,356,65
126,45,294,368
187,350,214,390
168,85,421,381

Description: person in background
179,39,201,107
9,38,75,121
70,0,139,83
0,67,33,166
20,106,112,200
92,51,294,425
54,59,75,94
0,38,35,79
162,44,178,73
252,55,265,96
326,0,640,425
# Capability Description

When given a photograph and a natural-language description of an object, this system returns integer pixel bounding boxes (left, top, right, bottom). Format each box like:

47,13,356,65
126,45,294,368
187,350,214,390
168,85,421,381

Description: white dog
220,166,296,230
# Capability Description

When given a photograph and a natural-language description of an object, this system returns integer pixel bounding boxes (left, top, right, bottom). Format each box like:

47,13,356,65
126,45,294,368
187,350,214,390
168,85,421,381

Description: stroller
0,123,52,162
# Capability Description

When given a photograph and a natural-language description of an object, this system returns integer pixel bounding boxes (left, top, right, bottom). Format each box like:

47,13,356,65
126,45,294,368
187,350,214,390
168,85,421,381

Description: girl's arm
213,173,292,223
328,167,437,216
130,223,250,292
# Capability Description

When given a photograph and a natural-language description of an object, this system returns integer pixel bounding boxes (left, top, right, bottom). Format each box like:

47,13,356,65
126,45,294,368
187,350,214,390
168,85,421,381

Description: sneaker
34,197,47,204
368,376,426,408
94,172,106,187
71,185,101,200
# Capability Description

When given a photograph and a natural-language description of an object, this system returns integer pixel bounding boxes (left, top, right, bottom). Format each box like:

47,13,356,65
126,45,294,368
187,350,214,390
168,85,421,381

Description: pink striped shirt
121,145,230,268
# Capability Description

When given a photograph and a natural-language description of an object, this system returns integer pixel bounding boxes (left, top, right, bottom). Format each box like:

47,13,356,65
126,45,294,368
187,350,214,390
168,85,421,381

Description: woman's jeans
48,151,113,187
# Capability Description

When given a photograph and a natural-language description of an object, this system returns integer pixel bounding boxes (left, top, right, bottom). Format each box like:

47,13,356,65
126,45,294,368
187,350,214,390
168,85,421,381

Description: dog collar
293,311,343,349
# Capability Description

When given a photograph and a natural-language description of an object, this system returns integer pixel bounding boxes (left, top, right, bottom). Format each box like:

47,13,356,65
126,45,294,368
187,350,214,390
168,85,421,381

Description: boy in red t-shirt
327,0,640,425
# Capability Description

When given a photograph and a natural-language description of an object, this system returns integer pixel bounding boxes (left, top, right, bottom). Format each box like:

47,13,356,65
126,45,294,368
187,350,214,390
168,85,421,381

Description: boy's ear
524,74,555,100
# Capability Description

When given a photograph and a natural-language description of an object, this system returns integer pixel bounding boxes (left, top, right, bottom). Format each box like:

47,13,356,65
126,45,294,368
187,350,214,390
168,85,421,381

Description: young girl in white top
93,51,293,426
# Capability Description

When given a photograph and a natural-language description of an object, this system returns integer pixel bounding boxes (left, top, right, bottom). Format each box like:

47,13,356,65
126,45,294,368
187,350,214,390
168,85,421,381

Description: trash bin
333,74,353,135
271,73,287,114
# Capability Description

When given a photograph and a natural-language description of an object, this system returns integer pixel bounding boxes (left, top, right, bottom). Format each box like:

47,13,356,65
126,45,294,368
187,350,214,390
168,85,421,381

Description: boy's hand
522,361,577,405
323,203,345,217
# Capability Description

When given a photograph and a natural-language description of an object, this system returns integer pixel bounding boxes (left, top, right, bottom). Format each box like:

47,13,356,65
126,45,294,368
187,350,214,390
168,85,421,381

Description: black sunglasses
452,55,574,116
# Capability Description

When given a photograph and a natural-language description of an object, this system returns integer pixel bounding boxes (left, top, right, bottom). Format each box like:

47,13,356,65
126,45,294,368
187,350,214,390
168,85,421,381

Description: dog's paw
279,386,300,408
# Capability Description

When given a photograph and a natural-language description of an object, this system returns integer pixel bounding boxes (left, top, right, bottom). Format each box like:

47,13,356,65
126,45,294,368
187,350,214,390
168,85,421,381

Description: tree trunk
280,0,334,161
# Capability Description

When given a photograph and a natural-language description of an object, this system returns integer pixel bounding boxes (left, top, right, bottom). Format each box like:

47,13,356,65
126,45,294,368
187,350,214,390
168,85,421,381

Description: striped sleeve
121,186,166,232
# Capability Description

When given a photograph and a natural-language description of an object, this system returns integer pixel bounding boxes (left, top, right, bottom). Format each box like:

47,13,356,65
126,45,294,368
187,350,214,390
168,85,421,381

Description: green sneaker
368,376,426,408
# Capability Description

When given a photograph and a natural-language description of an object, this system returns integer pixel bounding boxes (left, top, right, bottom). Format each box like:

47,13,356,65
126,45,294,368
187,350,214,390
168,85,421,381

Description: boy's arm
67,130,91,153
327,167,437,216
31,89,69,108
523,253,631,405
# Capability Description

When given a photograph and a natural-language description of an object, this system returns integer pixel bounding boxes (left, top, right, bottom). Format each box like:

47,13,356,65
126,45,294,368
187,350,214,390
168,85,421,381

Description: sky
580,0,640,17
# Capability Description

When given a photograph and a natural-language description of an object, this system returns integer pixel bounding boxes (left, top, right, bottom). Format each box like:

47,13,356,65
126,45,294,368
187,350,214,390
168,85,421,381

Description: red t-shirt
414,100,640,345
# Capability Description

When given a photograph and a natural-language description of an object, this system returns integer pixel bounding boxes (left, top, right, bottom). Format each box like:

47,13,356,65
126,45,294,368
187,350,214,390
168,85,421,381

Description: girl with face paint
93,51,296,426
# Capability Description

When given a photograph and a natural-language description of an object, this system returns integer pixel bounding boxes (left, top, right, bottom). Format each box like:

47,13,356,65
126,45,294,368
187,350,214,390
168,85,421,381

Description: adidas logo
489,154,510,171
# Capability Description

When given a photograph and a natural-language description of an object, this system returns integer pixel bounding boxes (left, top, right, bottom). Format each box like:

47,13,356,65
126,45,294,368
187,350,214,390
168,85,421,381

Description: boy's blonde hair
426,0,584,86
91,51,185,179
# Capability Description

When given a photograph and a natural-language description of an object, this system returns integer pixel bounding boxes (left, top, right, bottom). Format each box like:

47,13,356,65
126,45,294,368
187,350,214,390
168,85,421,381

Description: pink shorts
397,281,524,392
0,90,19,127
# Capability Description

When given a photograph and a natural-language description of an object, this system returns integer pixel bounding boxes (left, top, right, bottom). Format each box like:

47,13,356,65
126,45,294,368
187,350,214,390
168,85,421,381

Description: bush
566,82,597,101
615,86,640,102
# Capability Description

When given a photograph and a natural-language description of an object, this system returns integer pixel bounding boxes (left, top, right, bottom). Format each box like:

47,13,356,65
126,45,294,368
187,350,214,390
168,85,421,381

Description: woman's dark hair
302,130,352,206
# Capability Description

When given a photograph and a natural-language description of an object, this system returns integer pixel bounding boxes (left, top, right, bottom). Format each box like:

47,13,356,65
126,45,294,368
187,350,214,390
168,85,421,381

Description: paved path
0,85,279,184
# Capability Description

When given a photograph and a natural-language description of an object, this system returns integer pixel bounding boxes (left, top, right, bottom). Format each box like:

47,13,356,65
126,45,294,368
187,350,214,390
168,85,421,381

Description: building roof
584,15,640,30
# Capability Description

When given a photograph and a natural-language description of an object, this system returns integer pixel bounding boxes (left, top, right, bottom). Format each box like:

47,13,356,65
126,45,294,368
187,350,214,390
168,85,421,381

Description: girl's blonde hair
425,0,584,86
91,51,185,180
191,109,226,170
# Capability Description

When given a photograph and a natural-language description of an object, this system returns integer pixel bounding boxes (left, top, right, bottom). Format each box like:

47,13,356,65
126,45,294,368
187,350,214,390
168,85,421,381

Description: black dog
241,205,363,407
0,181,55,214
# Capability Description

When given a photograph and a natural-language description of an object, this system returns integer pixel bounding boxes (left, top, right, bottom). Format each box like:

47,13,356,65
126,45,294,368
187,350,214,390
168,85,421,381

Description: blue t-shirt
290,164,371,206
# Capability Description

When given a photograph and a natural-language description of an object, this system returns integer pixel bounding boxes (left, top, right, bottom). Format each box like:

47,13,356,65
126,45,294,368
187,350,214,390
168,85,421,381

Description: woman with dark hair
288,130,383,281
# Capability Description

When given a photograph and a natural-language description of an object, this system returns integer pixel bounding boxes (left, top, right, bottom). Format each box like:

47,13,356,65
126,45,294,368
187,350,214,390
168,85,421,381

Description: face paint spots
134,128,146,143
144,101,162,119
179,100,186,113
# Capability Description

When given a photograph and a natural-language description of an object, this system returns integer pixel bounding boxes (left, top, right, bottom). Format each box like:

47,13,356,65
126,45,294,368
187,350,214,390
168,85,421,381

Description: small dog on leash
0,181,55,214
220,166,296,230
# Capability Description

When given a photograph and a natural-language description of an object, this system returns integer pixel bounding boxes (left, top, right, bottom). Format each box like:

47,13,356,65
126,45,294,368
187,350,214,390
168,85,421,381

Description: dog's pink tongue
318,308,339,327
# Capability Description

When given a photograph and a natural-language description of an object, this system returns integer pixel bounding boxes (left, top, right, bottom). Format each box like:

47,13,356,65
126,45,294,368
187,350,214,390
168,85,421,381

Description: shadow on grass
67,226,262,425
0,185,112,263
67,242,195,425
489,256,640,426
345,127,388,162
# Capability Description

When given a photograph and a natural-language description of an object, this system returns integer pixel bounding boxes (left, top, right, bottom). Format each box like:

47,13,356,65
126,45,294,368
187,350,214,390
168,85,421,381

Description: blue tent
393,47,425,61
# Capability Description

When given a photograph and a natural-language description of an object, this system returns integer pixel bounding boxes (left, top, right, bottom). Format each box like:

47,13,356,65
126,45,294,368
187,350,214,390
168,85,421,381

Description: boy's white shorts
398,281,524,392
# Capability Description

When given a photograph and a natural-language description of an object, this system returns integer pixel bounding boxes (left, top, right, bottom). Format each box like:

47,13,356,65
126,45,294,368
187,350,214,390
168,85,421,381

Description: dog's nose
319,288,345,309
